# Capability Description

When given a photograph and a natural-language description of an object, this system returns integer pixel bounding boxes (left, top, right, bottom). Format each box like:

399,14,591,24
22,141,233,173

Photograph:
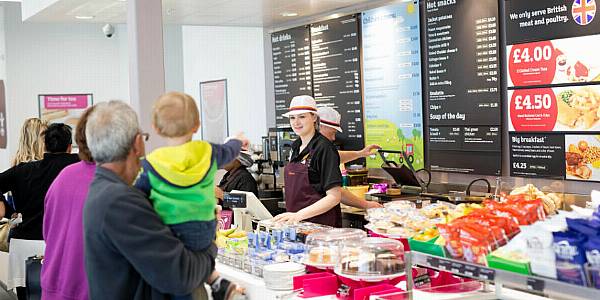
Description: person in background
11,118,47,166
84,100,217,300
41,106,96,300
0,123,79,299
134,92,247,300
317,107,383,209
273,95,342,227
215,150,258,200
6,118,48,215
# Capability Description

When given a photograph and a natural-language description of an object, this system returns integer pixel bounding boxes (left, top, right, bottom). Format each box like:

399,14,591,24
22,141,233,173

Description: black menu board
272,26,312,128
310,15,364,151
506,0,600,182
425,0,502,175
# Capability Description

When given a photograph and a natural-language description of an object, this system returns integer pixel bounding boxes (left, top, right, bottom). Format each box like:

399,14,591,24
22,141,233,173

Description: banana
227,230,247,238
219,228,237,237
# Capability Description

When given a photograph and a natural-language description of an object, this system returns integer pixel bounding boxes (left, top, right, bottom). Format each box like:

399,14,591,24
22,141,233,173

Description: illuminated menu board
362,2,424,169
424,0,502,175
272,26,312,128
310,15,364,151
506,0,600,181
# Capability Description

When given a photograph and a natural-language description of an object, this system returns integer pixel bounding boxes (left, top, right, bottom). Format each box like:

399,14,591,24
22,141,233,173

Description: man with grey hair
83,100,216,299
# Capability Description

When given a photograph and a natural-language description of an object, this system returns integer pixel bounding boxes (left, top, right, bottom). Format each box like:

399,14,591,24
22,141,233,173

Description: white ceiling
22,0,400,28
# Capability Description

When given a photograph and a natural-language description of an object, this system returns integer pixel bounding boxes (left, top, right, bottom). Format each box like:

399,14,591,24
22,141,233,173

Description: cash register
222,190,273,231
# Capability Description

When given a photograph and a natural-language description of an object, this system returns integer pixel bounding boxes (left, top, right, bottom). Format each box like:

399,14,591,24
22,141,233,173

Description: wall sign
362,2,424,168
199,79,228,144
272,26,312,128
0,81,6,149
424,0,502,175
38,93,93,147
506,0,600,181
310,14,364,151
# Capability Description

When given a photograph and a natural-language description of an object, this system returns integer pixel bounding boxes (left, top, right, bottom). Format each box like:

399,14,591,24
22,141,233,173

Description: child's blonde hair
12,118,48,166
152,92,200,138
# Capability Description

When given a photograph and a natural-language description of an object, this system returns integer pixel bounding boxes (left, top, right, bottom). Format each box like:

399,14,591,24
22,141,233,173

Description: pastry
308,247,332,264
375,252,405,274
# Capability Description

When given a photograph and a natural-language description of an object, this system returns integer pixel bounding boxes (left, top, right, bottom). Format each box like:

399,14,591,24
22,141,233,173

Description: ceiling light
282,12,298,17
329,13,342,19
75,15,95,20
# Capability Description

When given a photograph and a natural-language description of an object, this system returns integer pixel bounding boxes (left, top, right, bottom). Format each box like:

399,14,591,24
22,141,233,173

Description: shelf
410,251,600,300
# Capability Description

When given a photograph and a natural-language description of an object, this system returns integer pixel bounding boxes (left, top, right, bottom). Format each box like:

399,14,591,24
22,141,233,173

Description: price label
508,41,556,86
509,88,557,132
526,277,545,292
426,256,439,268
464,265,479,278
512,162,527,170
479,268,496,281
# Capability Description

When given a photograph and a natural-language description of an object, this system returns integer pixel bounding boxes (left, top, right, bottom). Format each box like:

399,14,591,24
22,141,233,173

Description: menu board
311,15,364,151
272,26,312,128
424,0,502,175
506,0,600,181
362,2,424,169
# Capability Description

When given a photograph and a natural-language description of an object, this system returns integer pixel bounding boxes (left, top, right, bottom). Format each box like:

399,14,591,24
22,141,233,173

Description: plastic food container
384,200,416,213
345,185,369,199
304,228,367,268
335,237,406,281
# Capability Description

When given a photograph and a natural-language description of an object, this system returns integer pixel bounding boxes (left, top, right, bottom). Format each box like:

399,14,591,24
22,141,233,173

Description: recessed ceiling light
75,15,95,20
329,13,342,19
282,12,298,17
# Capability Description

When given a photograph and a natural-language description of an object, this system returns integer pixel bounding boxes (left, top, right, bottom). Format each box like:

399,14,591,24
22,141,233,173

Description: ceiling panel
21,0,394,27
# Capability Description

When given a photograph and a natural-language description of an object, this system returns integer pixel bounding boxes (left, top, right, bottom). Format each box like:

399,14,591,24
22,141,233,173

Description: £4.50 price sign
509,88,557,131
508,41,556,87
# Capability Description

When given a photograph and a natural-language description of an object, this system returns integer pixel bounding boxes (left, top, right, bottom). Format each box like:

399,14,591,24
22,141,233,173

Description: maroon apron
284,154,341,227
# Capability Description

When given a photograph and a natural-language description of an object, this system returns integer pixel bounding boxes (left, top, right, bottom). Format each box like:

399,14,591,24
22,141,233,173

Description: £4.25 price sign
509,88,557,131
508,41,556,87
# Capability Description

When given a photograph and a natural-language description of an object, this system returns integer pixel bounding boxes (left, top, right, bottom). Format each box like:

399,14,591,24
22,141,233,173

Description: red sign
509,88,558,131
43,95,89,109
508,41,557,86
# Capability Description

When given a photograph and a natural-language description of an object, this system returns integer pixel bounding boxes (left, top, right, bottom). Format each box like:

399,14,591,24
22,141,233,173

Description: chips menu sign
424,0,502,175
506,0,600,182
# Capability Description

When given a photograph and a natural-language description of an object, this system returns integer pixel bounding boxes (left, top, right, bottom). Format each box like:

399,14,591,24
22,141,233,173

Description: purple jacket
42,161,95,300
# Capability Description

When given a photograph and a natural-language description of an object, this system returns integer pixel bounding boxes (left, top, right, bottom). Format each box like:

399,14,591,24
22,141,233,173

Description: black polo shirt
218,167,259,196
0,152,80,240
289,131,342,195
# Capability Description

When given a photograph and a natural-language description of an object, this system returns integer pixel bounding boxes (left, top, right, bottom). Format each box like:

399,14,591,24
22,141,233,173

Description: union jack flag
572,0,597,26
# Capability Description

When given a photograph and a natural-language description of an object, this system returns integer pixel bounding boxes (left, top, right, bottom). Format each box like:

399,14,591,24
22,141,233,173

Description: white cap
317,106,343,132
282,95,318,117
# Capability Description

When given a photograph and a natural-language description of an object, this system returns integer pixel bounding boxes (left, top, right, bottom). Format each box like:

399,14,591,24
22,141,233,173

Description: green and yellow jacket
134,140,241,224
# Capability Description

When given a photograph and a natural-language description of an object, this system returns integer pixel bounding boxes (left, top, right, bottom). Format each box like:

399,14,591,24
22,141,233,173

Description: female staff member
273,95,342,227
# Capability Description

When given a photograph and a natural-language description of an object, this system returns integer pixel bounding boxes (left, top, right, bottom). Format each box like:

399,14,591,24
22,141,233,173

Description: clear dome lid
384,200,416,212
336,237,406,280
304,228,367,268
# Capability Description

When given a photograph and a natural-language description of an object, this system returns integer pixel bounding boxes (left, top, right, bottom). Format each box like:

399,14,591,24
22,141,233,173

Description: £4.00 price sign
508,41,556,87
509,88,557,131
